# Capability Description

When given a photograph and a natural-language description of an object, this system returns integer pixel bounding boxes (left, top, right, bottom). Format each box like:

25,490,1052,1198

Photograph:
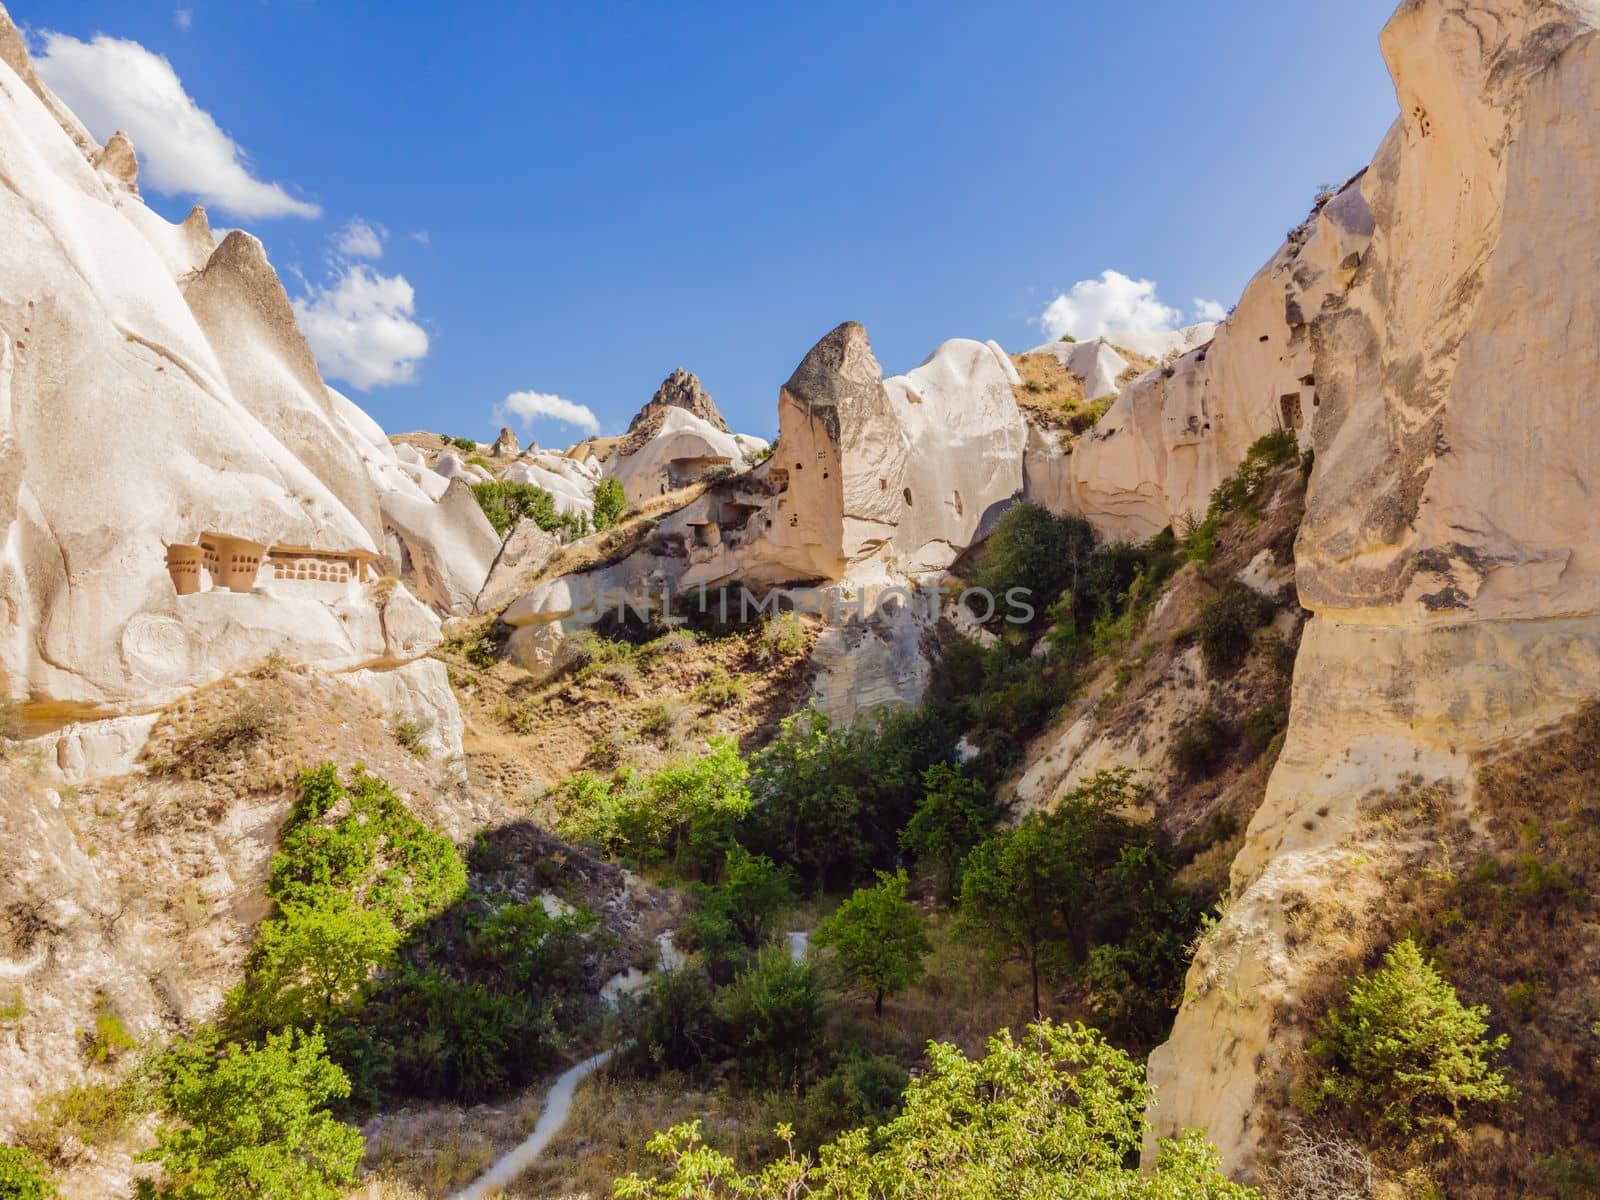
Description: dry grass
441,622,816,798
361,1090,549,1197
520,484,713,589
1009,351,1087,430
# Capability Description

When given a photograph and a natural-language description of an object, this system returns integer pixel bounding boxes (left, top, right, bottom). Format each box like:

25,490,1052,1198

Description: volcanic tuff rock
0,4,492,702
1146,0,1600,1172
1040,186,1372,541
606,367,768,506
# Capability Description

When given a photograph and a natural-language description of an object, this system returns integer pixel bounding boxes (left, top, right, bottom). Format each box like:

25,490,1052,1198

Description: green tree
271,765,466,928
0,1146,55,1200
716,947,826,1091
614,1020,1258,1199
138,1028,363,1200
813,870,929,1017
228,900,400,1035
1307,936,1512,1143
900,762,995,898
593,477,627,530
958,817,1074,1018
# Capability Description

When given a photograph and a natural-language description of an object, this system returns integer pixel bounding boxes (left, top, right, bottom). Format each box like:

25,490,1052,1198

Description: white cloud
335,218,386,260
1037,270,1183,341
33,32,320,219
497,391,600,436
406,230,431,246
1193,297,1229,322
292,266,429,390
174,9,192,30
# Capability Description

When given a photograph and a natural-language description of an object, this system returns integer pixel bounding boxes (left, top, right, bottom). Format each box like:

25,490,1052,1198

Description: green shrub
716,948,826,1091
554,738,751,876
812,869,929,1017
1239,702,1288,759
447,436,476,452
270,765,467,928
900,762,997,899
85,998,136,1065
139,1028,363,1200
614,1021,1257,1198
593,478,627,531
679,847,797,982
470,480,587,539
199,692,288,752
1194,581,1275,674
634,968,724,1074
1305,936,1511,1143
756,612,808,661
1171,708,1233,779
971,503,1097,621
0,1145,55,1199
393,716,429,758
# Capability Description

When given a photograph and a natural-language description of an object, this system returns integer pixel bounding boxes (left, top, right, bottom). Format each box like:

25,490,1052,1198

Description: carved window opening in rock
1280,392,1304,429
1259,334,1270,343
903,488,913,507
198,534,266,594
795,462,803,471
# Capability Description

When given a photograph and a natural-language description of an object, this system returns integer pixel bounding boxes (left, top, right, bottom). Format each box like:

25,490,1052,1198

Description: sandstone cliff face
1058,191,1372,542
0,7,493,703
1147,0,1600,1172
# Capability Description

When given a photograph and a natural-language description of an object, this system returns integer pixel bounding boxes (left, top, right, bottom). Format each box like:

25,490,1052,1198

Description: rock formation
0,6,493,704
1038,192,1372,540
490,425,521,458
1145,0,1600,1173
605,368,767,506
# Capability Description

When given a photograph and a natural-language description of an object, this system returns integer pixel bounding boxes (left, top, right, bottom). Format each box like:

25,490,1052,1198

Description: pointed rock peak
780,321,888,443
491,426,521,458
627,367,729,434
97,130,139,189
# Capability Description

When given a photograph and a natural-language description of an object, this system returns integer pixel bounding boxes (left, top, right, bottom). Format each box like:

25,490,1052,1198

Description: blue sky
26,2,1401,443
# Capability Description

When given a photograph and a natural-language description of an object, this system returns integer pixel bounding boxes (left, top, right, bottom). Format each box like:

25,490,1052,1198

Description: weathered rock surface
0,11,491,701
1064,188,1371,541
1147,0,1600,1173
606,368,767,506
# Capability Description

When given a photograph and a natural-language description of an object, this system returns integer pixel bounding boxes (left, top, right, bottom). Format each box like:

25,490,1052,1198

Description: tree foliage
900,762,996,899
613,1020,1258,1199
471,480,589,539
1306,936,1512,1143
812,870,929,1016
593,477,628,530
716,948,827,1091
137,1029,363,1200
0,1145,55,1200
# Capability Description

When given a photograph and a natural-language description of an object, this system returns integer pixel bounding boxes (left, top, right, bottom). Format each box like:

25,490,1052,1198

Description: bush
900,762,996,899
555,738,751,876
270,765,467,928
634,968,723,1074
199,692,288,753
470,480,587,539
593,478,627,531
1240,701,1288,759
0,1145,55,1199
1305,936,1511,1143
756,612,807,661
139,1028,363,1200
614,1021,1257,1198
971,503,1096,621
1171,708,1234,780
812,870,929,1017
1195,581,1275,674
448,436,476,452
716,948,826,1091
679,848,796,982
85,997,137,1065
744,707,953,890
